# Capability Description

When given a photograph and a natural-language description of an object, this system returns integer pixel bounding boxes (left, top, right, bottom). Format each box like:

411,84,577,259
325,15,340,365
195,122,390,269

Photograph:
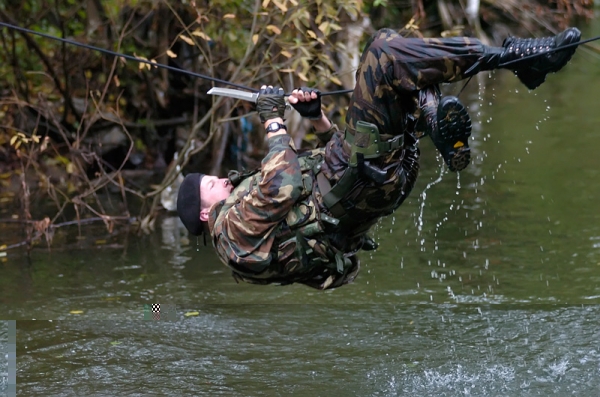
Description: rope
0,21,258,92
3,21,600,98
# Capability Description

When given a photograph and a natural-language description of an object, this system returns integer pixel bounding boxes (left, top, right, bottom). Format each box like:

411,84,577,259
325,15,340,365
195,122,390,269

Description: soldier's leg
413,86,441,140
413,87,473,172
347,27,580,137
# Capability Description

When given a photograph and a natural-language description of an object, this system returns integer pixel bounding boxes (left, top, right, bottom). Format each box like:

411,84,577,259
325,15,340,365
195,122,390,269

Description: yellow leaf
70,310,84,314
95,239,107,245
223,13,236,19
9,135,18,146
252,34,259,45
184,311,200,317
191,29,212,41
280,50,292,58
318,21,329,35
166,50,177,58
56,155,70,165
330,76,342,86
0,244,6,250
179,35,194,45
267,25,281,35
66,163,74,174
307,30,317,39
67,181,77,194
298,72,308,82
31,135,40,143
272,0,288,12
279,68,295,72
289,0,298,5
262,0,270,8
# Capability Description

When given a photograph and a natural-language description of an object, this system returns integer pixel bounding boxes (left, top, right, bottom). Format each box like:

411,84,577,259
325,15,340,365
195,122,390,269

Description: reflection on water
4,20,600,396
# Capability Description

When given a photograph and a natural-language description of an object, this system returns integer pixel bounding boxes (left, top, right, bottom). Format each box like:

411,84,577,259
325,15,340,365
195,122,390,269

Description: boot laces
506,36,555,57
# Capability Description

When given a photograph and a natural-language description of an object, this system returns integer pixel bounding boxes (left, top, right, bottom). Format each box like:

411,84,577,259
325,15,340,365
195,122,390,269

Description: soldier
177,27,581,289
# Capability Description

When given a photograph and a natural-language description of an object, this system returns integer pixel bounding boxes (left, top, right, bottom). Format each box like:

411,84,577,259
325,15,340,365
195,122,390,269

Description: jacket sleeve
211,133,304,273
315,119,340,147
241,133,303,225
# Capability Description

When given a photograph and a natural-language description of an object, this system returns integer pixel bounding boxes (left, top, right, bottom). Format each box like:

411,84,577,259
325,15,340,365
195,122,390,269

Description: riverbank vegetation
0,0,594,252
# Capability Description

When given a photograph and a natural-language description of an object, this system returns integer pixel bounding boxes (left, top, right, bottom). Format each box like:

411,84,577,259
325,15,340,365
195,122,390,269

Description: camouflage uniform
208,28,495,289
317,28,494,242
208,132,357,290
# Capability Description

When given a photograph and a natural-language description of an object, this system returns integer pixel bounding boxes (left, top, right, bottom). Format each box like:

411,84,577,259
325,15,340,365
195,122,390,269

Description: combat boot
429,96,472,172
499,27,581,90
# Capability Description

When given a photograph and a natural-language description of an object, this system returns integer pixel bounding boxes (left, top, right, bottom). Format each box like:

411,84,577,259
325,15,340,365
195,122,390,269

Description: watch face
267,122,284,132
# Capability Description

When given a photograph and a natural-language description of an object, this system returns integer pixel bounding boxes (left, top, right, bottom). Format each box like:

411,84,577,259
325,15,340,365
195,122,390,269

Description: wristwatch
265,122,287,134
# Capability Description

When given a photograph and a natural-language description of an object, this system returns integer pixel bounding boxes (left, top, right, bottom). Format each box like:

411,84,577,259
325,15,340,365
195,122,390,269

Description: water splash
417,165,446,251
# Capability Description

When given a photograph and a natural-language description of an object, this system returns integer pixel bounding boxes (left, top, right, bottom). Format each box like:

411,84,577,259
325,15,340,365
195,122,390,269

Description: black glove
256,86,286,123
290,87,322,120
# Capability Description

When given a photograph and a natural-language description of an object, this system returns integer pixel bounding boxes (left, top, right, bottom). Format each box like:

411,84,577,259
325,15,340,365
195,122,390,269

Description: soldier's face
200,176,233,211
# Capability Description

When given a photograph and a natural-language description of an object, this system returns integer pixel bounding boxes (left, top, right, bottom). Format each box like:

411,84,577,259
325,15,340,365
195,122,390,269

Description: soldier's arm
310,114,339,146
222,118,303,235
210,117,304,272
289,88,338,145
247,119,303,222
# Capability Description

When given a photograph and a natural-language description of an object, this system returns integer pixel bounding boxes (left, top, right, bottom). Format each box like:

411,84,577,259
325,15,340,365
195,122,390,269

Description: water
4,21,600,396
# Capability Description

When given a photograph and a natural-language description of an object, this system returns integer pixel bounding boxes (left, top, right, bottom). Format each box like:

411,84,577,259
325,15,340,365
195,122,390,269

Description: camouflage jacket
207,127,356,289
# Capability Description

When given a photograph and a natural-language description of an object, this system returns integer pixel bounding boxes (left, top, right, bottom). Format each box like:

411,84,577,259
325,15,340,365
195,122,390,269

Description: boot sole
433,96,472,172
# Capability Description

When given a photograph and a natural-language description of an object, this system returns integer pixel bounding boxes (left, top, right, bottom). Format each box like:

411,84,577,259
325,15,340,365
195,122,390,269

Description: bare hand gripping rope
1,21,599,102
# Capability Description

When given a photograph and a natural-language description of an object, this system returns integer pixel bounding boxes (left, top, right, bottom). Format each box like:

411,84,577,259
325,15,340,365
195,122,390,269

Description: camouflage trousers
319,28,494,245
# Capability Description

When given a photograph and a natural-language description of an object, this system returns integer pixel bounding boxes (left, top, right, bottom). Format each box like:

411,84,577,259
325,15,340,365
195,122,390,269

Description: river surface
2,20,600,397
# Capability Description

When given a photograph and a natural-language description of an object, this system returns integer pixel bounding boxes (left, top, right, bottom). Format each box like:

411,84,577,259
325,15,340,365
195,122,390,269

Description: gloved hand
290,87,322,120
256,85,286,123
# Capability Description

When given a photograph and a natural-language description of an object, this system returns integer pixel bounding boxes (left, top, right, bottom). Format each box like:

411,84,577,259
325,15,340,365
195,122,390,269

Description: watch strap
265,122,287,133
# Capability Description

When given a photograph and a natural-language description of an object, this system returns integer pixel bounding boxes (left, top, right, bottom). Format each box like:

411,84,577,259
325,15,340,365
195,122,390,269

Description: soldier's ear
200,208,209,222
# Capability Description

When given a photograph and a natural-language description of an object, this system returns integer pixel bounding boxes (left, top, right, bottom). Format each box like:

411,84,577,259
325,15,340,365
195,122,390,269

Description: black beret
177,173,205,236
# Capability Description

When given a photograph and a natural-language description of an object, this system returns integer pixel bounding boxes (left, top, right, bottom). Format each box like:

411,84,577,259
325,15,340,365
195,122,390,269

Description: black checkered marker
152,304,160,320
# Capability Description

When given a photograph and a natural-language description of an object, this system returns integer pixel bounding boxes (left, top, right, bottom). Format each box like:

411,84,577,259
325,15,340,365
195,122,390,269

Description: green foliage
173,0,364,88
0,0,372,224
